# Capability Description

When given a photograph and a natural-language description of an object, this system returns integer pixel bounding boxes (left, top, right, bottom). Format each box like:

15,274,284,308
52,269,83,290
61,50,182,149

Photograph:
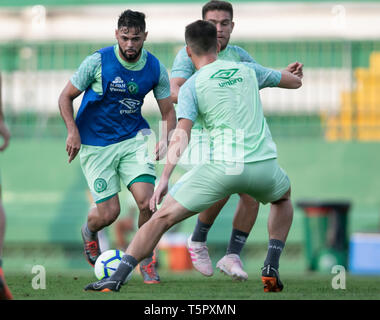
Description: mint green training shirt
171,44,281,130
176,59,278,163
171,44,258,80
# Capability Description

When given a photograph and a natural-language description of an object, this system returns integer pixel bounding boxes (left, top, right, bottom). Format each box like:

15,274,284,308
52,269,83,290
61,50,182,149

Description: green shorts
80,137,156,203
170,158,290,212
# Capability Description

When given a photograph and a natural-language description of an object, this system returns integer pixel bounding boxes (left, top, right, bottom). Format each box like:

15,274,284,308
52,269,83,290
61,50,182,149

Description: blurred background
1,0,380,277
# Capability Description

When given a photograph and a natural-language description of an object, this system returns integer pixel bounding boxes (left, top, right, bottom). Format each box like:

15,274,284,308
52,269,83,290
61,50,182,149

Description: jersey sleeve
153,61,171,100
242,62,281,89
233,46,258,64
70,52,102,91
170,46,196,80
175,75,198,123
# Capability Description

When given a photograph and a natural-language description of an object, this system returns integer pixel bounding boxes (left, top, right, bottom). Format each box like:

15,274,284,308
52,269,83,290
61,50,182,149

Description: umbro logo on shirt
210,68,243,88
210,68,239,80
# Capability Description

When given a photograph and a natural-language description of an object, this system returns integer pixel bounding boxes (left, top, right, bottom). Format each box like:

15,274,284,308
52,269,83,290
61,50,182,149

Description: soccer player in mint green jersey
85,19,299,294
170,0,303,280
59,10,176,284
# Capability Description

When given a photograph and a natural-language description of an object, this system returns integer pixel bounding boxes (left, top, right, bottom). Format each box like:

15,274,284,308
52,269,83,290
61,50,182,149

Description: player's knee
271,188,291,205
135,198,151,214
137,200,156,228
239,194,260,211
150,208,177,231
102,205,120,226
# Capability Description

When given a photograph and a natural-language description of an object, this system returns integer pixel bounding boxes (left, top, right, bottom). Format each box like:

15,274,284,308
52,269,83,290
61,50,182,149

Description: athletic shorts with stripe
170,158,290,213
80,136,156,203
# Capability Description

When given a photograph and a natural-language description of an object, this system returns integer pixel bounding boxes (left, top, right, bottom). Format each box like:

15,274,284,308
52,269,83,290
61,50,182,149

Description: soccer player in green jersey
171,0,303,280
85,19,300,293
0,73,13,300
59,10,176,284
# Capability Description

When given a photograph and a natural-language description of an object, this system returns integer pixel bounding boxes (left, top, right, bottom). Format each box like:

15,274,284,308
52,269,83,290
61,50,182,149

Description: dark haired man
171,0,303,281
84,19,300,293
58,9,176,284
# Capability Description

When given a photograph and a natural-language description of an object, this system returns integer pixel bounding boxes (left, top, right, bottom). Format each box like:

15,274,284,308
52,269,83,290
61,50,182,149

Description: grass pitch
5,269,380,301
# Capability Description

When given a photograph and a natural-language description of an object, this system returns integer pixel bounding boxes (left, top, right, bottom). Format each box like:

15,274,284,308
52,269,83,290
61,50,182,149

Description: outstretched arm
170,77,187,104
170,45,195,104
58,81,83,163
150,118,192,211
278,62,303,89
286,61,303,79
0,73,10,152
155,96,177,160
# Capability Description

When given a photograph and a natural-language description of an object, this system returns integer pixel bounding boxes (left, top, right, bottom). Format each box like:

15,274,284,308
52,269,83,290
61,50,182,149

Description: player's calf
0,267,13,300
81,224,101,267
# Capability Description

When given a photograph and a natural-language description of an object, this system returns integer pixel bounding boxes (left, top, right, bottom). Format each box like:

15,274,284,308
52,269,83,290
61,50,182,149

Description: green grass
5,269,380,301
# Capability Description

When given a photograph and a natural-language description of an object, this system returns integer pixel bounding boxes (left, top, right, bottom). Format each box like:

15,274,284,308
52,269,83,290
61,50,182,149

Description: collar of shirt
114,44,147,71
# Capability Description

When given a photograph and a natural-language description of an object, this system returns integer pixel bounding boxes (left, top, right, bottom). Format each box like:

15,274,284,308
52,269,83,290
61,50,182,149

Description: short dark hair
185,20,217,56
202,0,233,20
117,9,146,33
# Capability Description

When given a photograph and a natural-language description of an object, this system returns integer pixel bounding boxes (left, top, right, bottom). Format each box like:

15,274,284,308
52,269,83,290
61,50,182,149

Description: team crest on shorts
94,178,107,193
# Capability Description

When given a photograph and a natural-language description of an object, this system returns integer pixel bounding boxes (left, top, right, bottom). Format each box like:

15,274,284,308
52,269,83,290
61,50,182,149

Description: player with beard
58,9,176,284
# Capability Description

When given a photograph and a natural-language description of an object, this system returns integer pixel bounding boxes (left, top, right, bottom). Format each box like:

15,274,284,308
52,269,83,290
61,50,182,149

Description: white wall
0,2,379,42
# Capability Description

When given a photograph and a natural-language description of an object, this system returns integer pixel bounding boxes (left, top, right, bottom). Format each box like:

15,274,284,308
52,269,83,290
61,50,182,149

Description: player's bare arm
278,65,303,89
284,61,304,79
58,81,83,163
155,96,176,160
0,74,10,152
150,118,192,211
170,77,187,104
0,119,10,153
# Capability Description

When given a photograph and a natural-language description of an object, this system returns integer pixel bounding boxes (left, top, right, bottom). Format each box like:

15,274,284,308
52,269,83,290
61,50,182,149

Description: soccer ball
94,249,132,283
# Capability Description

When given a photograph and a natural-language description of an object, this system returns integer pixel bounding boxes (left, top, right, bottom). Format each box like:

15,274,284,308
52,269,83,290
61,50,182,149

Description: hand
66,130,81,163
154,140,168,161
286,62,304,79
149,178,169,212
0,121,10,152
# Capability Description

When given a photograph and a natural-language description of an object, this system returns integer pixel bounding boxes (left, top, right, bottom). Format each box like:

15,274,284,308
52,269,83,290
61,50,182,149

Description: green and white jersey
176,59,280,163
71,45,170,100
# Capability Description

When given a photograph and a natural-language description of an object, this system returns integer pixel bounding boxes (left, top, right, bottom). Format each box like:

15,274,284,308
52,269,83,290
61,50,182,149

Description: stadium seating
325,52,380,141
